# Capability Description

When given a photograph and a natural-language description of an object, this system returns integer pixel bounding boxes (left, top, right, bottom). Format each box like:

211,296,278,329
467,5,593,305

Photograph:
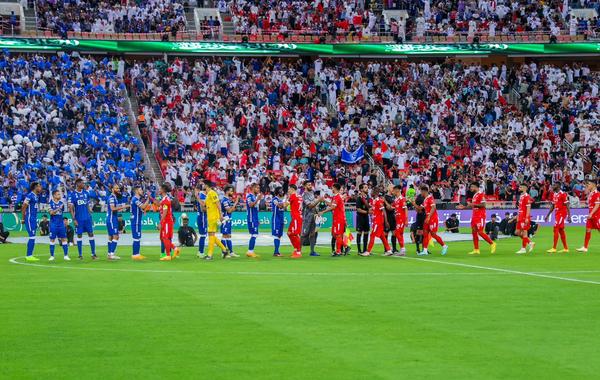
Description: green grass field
2,226,600,380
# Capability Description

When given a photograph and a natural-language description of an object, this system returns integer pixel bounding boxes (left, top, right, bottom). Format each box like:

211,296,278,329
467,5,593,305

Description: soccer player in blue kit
68,178,97,260
270,187,286,257
21,182,42,261
245,183,262,258
194,184,208,258
48,189,70,261
130,186,151,260
106,184,129,260
221,185,240,257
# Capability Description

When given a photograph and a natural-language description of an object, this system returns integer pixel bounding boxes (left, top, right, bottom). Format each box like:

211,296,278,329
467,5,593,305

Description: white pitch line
403,256,600,285
8,256,600,278
8,256,512,276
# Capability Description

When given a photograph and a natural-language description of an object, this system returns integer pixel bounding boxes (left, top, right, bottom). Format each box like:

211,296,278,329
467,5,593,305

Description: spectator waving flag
341,145,365,164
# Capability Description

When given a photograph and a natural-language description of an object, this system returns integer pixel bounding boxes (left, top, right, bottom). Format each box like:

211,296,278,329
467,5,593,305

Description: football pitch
2,226,600,379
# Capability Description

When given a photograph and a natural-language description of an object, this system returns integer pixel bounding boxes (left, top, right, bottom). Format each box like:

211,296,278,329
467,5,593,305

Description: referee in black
384,185,398,253
355,183,370,254
410,191,426,255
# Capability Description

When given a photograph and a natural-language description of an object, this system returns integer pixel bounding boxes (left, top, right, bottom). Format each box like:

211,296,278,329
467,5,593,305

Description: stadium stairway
23,7,36,31
125,90,163,183
221,13,234,35
184,4,197,33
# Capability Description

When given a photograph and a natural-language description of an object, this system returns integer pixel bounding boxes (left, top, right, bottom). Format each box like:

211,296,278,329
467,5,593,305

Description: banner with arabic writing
0,38,598,56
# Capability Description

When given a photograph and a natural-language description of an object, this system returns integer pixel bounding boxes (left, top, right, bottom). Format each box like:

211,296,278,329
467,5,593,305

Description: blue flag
340,144,365,164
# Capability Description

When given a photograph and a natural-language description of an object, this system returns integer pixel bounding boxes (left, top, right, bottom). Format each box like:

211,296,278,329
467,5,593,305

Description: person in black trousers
355,183,370,254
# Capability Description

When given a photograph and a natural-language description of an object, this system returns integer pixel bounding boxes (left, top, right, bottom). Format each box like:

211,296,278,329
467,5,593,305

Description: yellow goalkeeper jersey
205,189,221,221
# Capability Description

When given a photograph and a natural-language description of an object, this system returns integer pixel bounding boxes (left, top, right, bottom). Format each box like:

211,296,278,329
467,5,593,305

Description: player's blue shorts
197,215,207,236
271,221,284,238
49,224,67,240
220,220,232,235
106,217,119,236
247,221,259,235
25,218,37,237
131,222,142,240
76,218,94,235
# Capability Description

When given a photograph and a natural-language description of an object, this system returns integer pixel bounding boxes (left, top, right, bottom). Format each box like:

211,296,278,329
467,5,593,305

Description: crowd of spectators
219,0,600,40
0,52,149,208
0,51,597,212
222,0,386,37
129,55,599,208
35,0,187,37
21,0,600,41
390,0,600,40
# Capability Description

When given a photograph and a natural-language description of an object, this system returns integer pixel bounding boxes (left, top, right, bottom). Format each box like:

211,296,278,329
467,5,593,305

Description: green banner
0,38,598,56
0,211,355,232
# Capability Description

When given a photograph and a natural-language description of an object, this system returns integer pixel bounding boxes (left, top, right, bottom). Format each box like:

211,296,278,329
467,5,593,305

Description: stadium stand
0,52,149,208
129,56,599,206
34,0,188,37
214,0,600,42
224,0,386,37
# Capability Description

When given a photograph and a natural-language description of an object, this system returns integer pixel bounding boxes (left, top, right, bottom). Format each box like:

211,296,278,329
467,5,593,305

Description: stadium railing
9,28,596,44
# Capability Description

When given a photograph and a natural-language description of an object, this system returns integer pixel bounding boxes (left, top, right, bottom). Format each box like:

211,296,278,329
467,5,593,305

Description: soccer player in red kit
465,182,496,255
322,183,347,257
419,185,448,256
362,188,392,256
390,185,408,256
577,179,600,253
287,184,303,258
154,183,178,261
515,183,535,254
545,183,571,253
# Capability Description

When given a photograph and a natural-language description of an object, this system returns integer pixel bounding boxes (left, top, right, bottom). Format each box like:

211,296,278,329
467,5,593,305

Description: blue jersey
69,190,91,222
271,196,284,226
130,195,144,240
106,193,118,221
23,192,39,222
221,196,233,218
130,195,144,226
49,199,64,226
196,192,207,233
246,193,259,225
197,192,207,218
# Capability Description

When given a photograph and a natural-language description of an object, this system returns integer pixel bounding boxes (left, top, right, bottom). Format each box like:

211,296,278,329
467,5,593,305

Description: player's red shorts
586,217,600,230
471,217,485,230
424,219,439,233
160,221,174,240
395,218,406,231
517,217,530,231
554,212,567,228
371,222,385,236
288,217,302,235
332,220,346,236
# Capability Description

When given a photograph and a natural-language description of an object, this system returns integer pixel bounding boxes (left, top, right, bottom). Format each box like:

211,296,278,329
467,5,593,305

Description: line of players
19,178,600,262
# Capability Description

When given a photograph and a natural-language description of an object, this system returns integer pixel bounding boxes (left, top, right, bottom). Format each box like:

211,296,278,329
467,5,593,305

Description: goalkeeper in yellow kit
203,180,231,260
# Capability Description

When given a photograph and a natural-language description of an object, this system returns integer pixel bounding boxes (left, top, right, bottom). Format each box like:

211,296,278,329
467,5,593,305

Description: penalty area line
403,256,600,285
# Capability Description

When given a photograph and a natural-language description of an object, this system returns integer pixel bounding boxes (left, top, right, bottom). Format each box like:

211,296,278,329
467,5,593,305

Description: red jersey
160,196,174,223
551,191,568,216
518,193,533,217
472,191,486,220
289,193,302,220
370,197,386,226
332,193,346,223
393,195,407,221
589,190,600,218
423,194,438,223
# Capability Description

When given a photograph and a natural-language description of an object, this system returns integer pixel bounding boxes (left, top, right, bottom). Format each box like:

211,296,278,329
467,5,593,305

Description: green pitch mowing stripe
1,226,599,380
